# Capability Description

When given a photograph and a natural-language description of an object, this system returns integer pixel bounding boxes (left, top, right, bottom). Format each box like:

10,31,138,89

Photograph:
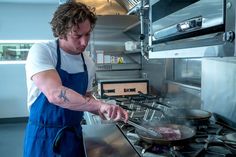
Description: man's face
64,19,92,54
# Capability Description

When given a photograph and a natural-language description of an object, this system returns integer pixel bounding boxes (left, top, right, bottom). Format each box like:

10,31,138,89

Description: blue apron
24,40,88,157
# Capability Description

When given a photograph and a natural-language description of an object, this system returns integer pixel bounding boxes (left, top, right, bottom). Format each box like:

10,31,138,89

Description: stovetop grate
106,94,236,156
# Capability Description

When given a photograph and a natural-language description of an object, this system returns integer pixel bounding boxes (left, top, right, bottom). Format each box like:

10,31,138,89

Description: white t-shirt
25,40,95,109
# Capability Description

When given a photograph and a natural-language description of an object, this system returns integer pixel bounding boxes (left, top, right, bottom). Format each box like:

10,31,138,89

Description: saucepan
135,121,196,145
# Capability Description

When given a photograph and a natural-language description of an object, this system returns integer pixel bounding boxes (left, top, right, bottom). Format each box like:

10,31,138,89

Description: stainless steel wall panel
164,81,201,109
174,58,201,86
201,58,236,124
141,58,166,95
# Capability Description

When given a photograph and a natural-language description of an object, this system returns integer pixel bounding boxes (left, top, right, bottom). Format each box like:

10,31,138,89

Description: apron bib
24,40,88,157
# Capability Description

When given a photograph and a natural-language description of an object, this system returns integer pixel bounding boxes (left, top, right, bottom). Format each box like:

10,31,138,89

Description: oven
148,0,236,58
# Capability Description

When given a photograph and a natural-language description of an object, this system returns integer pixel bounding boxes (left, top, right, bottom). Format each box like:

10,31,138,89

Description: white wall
0,62,28,118
0,3,58,118
0,3,57,40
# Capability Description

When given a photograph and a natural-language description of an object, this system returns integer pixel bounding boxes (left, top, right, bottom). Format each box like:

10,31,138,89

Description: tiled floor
0,123,27,157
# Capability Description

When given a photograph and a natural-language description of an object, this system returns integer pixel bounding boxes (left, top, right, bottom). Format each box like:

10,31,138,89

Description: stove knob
223,31,235,42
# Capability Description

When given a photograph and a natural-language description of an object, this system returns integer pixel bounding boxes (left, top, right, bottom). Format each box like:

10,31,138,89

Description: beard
75,46,86,53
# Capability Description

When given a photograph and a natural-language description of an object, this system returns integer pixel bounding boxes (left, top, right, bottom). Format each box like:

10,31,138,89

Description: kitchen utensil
135,122,196,145
127,120,162,138
161,108,212,126
165,108,212,121
136,92,212,123
136,102,212,125
104,112,162,137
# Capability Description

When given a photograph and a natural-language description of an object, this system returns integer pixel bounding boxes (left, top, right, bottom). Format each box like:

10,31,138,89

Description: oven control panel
98,79,149,98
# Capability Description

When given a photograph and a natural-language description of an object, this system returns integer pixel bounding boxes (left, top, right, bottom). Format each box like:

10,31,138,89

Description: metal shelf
96,63,141,71
124,49,141,54
123,21,140,34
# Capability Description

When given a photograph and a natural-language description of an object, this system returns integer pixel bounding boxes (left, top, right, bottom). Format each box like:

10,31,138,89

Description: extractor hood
75,0,127,15
59,0,141,15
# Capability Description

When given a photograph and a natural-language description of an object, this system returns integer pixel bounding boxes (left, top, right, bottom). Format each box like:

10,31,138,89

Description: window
0,40,46,61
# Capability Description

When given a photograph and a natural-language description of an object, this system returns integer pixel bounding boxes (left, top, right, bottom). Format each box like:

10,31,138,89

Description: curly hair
50,1,97,39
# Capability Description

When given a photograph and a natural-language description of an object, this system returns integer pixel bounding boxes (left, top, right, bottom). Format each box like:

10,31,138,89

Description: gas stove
114,95,161,120
85,94,236,156
118,120,236,157
109,95,236,157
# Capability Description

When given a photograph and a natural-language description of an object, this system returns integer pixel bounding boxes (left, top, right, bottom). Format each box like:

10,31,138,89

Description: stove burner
126,132,140,144
119,121,236,157
134,140,171,155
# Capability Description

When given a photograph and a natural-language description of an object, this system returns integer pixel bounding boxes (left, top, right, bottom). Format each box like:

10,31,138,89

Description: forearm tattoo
58,89,70,102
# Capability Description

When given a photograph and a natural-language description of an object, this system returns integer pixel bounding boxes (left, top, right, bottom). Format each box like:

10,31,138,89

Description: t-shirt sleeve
25,43,56,80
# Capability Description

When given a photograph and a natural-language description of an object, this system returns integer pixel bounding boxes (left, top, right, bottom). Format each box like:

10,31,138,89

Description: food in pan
155,127,181,140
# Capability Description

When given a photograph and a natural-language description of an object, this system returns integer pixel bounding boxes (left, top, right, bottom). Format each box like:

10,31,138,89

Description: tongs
127,120,162,138
104,111,162,138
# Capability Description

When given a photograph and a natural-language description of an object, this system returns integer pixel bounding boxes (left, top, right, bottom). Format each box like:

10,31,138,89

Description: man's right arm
31,69,128,122
32,69,102,112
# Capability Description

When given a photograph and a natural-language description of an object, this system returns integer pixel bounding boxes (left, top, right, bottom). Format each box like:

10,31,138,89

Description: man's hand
98,103,128,123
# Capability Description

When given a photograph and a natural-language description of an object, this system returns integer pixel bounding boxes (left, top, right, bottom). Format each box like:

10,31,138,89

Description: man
24,1,128,157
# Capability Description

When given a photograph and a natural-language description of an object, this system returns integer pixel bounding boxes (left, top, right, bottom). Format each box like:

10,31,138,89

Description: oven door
148,0,229,58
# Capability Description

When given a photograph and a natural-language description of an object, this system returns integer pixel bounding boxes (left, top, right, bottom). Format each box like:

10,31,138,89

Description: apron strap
81,53,87,72
56,39,61,69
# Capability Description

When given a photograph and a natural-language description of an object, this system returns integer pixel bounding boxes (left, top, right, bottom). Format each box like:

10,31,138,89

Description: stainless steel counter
82,124,140,157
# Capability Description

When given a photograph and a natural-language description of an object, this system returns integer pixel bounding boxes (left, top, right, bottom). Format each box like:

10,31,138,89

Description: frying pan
135,123,196,145
136,92,212,122
136,92,212,121
159,108,212,127
136,101,212,122
164,108,212,121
